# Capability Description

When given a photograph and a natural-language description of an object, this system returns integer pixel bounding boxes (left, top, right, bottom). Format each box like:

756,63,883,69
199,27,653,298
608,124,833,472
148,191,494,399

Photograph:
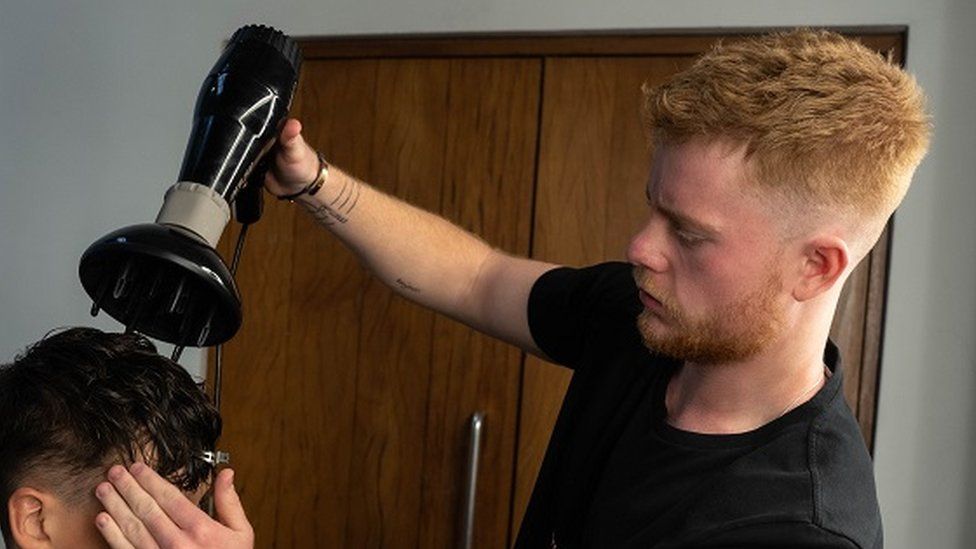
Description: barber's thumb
214,469,250,532
278,118,304,150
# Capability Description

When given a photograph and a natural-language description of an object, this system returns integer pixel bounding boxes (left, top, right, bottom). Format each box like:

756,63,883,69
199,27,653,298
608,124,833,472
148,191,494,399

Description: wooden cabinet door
215,57,540,548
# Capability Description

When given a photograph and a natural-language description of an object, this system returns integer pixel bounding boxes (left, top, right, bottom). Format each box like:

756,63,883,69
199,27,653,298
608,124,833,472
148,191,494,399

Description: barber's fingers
95,475,163,549
214,469,253,534
95,511,138,549
271,118,319,184
277,118,313,164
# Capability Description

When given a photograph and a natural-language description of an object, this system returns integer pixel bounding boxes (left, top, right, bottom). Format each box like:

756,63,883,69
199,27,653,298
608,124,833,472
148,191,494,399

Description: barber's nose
627,219,669,273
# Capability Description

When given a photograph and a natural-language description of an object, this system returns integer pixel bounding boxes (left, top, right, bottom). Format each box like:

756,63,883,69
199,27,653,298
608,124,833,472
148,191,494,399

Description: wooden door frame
297,27,905,60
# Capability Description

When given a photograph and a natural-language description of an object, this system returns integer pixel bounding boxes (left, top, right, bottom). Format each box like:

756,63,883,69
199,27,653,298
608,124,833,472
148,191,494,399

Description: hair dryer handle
233,156,268,225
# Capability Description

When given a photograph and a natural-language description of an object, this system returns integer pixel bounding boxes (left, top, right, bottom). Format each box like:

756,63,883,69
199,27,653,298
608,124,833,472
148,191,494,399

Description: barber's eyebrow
645,186,721,236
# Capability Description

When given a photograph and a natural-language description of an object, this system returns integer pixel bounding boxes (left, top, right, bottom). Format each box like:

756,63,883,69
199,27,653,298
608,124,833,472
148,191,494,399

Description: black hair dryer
80,25,301,349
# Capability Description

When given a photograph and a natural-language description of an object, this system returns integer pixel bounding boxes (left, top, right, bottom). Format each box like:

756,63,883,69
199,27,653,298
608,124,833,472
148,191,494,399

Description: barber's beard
634,266,785,364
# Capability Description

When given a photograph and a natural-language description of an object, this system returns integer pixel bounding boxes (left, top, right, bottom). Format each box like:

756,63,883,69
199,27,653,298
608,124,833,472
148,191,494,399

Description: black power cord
214,222,250,413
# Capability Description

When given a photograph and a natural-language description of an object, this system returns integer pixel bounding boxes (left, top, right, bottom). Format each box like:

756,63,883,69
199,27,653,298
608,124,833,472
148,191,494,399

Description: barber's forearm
266,122,550,351
293,165,494,319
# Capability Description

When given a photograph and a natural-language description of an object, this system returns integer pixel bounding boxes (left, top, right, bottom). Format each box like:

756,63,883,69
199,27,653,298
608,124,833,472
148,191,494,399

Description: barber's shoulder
807,397,881,544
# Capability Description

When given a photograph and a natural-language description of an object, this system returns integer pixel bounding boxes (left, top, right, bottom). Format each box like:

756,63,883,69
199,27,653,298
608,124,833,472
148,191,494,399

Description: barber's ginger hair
643,29,931,251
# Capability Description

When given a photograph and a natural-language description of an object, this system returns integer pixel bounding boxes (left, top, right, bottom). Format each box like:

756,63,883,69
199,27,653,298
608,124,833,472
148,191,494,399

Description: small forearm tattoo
395,278,421,293
301,175,362,226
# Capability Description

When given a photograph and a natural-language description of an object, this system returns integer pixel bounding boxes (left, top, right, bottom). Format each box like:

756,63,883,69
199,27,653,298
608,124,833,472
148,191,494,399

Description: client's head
0,327,221,548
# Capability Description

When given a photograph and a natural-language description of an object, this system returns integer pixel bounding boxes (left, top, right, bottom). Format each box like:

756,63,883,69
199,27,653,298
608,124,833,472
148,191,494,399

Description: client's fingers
95,476,161,549
95,511,138,549
214,469,252,534
105,464,184,543
128,461,205,531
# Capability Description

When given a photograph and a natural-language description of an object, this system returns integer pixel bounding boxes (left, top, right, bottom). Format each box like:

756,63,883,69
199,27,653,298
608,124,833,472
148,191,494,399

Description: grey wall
1,1,973,548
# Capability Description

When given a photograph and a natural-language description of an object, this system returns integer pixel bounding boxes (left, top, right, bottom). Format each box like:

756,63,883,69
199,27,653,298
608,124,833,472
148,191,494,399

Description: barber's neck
665,304,835,435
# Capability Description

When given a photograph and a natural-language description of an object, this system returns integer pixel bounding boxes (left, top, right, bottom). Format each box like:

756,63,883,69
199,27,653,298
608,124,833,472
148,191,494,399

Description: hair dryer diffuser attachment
80,224,240,347
79,24,301,347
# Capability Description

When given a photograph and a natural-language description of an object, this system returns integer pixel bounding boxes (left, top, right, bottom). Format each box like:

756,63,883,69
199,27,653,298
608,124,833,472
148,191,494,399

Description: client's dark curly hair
0,327,221,542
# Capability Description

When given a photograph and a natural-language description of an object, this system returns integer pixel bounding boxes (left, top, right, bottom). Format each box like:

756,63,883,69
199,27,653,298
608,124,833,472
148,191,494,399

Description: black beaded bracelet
277,150,329,201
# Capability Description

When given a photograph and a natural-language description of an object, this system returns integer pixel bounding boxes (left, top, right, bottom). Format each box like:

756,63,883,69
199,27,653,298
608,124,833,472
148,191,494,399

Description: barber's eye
674,228,705,247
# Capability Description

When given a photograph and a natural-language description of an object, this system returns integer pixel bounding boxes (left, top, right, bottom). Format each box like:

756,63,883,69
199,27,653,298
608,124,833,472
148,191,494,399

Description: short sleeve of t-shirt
527,262,640,370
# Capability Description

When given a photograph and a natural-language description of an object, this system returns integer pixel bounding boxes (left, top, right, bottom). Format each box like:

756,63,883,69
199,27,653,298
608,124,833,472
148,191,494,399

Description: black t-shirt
515,262,882,548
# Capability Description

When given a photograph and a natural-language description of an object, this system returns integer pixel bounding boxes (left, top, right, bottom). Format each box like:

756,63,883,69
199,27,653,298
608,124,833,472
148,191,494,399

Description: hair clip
198,450,231,466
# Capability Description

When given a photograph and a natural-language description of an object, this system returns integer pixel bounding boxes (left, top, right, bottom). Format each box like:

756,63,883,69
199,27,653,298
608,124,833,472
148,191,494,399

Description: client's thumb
214,469,251,533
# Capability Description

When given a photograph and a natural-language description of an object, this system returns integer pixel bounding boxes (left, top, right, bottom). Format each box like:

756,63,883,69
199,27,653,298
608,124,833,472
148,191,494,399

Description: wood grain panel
339,58,450,549
831,259,869,414
858,224,891,452
213,199,298,547
213,60,386,548
215,56,538,548
277,59,380,548
418,59,540,549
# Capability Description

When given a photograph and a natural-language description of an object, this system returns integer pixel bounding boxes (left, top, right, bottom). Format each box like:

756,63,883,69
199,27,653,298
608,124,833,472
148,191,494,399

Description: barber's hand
94,463,254,549
265,117,321,198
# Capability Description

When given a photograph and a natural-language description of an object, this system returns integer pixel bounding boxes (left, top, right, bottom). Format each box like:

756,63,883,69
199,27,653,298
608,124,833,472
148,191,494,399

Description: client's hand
95,462,254,549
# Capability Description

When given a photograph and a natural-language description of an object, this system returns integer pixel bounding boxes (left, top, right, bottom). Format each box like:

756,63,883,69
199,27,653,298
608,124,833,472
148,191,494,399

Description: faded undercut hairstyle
0,327,221,543
643,29,930,255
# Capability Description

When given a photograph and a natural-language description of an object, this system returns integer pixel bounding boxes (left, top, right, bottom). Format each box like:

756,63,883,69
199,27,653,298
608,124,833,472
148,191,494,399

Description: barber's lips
638,289,665,313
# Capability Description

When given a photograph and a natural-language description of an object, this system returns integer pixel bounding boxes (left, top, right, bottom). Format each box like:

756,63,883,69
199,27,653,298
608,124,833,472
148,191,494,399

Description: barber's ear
8,487,53,548
792,236,849,302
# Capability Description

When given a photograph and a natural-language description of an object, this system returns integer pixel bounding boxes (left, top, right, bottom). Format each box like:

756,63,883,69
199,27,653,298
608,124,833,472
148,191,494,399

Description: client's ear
8,487,53,548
